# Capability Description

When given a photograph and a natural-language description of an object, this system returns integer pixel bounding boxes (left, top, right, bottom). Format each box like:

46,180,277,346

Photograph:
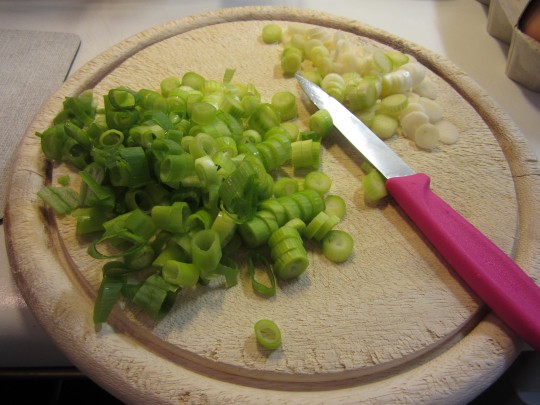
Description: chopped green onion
304,171,332,196
152,242,190,267
163,260,199,287
191,229,222,278
151,202,191,234
380,93,408,117
276,195,302,223
254,319,282,350
273,177,299,198
381,69,413,97
386,50,409,68
215,136,238,156
345,77,381,112
305,211,329,240
262,23,283,44
268,225,302,248
280,47,303,76
211,211,238,247
37,185,79,216
269,226,305,262
291,139,320,169
190,102,217,125
182,71,206,90
282,218,306,235
248,103,281,135
93,274,125,324
214,257,240,287
219,159,259,223
72,207,107,235
160,76,181,97
102,260,135,278
189,132,218,159
271,91,297,121
242,129,261,144
322,230,354,263
280,122,300,141
238,215,272,248
36,65,361,326
195,155,219,187
79,170,115,211
186,209,213,231
308,109,333,139
88,229,147,259
321,73,345,102
160,153,195,185
323,194,346,220
372,50,393,73
39,124,67,160
64,121,91,149
131,274,178,319
124,244,155,270
371,114,398,140
290,192,314,222
248,253,276,297
222,68,236,84
362,169,388,204
274,249,308,280
313,214,340,242
109,146,152,188
258,198,287,226
98,129,124,148
108,88,138,110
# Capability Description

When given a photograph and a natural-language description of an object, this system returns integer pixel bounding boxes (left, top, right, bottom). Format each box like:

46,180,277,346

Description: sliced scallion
322,230,354,263
262,23,283,44
254,319,282,350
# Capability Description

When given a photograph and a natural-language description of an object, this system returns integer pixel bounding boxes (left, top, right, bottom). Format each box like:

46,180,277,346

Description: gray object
0,29,80,217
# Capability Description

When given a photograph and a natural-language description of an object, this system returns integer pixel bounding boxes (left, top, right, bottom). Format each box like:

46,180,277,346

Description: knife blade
296,73,540,351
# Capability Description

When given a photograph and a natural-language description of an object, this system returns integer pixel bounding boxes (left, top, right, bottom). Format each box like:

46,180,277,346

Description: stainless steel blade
296,74,415,179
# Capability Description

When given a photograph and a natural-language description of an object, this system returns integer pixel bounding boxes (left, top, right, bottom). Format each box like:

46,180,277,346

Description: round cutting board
5,7,540,404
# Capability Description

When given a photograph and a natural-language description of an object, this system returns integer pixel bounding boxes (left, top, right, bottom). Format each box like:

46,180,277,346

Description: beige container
483,0,540,91
506,27,540,91
487,0,529,43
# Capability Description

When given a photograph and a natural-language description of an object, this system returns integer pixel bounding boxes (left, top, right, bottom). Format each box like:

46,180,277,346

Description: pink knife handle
386,173,540,350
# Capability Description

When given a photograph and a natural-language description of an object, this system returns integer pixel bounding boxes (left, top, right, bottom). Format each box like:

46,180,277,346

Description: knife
296,73,540,351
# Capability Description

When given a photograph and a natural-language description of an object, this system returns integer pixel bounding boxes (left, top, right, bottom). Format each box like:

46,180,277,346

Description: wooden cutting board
5,7,540,404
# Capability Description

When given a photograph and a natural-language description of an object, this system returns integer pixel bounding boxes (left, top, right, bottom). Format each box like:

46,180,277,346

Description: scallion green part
163,260,199,287
37,185,79,216
131,274,178,319
191,229,222,279
362,169,388,203
36,65,358,326
254,319,282,350
322,230,354,263
309,109,333,139
262,23,283,44
271,91,297,121
304,171,332,196
248,253,276,297
93,274,125,324
323,194,346,220
273,177,299,198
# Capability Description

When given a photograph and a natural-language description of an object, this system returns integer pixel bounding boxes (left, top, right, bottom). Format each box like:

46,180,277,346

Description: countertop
0,0,539,402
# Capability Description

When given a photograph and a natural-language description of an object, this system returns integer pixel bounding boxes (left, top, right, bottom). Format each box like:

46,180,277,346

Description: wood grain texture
4,6,540,404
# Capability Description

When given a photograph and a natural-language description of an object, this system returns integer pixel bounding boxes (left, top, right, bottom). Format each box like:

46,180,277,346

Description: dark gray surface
0,349,538,404
0,29,80,217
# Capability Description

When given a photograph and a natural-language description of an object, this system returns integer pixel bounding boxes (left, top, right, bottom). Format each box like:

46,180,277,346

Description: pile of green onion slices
36,66,354,348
